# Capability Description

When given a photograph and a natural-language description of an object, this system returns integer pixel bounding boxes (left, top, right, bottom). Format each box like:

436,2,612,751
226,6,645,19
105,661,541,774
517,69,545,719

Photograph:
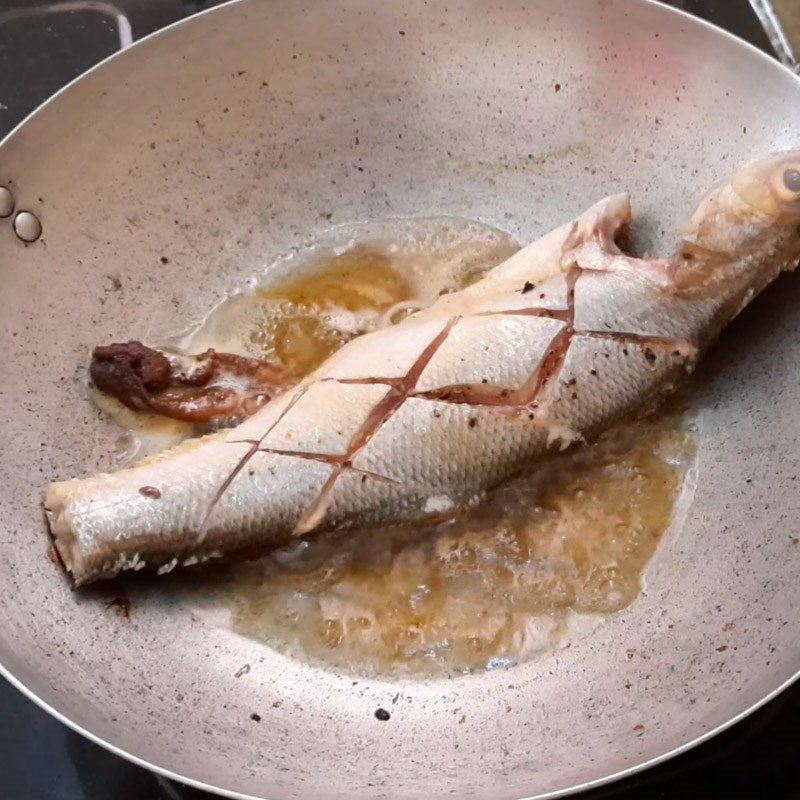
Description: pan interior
1,1,799,798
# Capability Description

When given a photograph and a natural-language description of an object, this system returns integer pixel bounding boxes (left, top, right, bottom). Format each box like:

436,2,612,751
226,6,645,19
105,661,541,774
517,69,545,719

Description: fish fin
560,195,632,269
569,240,674,287
671,241,732,290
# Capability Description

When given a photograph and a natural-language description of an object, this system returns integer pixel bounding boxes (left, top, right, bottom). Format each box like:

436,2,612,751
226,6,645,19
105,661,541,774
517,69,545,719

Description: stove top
0,1,797,798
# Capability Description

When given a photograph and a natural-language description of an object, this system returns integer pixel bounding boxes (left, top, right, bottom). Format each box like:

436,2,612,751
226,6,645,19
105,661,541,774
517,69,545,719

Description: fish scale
45,152,800,584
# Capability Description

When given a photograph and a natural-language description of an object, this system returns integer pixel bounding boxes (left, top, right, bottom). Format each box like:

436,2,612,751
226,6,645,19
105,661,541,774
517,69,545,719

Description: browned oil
258,246,414,375
269,315,349,377
259,244,414,312
229,414,695,677
177,217,520,383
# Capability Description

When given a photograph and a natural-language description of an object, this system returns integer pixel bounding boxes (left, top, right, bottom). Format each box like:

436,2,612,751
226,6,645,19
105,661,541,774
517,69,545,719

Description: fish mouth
43,490,79,583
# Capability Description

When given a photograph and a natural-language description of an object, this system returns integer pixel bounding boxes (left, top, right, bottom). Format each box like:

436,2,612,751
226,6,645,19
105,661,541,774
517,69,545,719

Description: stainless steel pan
2,1,800,798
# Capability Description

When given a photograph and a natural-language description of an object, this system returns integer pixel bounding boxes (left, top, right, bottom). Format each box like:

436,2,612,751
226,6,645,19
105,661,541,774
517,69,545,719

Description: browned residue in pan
90,341,294,425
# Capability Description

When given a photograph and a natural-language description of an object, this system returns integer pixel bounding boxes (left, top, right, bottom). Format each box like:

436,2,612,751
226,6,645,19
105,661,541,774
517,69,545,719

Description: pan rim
2,0,800,798
3,660,799,800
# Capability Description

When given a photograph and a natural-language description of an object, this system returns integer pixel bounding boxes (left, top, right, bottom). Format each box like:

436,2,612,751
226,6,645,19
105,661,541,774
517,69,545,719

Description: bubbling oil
174,218,520,376
229,414,694,677
257,245,415,374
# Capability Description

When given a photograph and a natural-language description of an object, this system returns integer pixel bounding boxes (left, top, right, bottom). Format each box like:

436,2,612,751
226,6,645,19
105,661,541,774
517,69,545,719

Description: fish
45,151,800,585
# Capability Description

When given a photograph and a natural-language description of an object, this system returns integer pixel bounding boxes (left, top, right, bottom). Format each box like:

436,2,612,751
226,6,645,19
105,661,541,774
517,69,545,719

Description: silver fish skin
46,152,800,585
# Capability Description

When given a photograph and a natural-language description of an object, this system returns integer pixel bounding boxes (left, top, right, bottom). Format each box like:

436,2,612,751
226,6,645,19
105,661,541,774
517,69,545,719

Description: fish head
731,150,800,221
677,151,800,290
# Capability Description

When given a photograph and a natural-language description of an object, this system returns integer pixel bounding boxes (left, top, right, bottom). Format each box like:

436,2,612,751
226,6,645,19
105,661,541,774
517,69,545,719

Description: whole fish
46,152,800,585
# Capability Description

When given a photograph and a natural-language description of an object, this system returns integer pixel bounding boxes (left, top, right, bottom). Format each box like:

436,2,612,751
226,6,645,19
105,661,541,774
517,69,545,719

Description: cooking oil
229,413,695,676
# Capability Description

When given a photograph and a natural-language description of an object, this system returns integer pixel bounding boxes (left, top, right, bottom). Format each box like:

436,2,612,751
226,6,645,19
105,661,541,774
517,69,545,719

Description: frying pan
1,1,799,798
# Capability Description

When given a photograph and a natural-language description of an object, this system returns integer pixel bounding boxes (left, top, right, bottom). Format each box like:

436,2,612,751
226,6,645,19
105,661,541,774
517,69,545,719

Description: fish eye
783,168,800,193
770,163,800,204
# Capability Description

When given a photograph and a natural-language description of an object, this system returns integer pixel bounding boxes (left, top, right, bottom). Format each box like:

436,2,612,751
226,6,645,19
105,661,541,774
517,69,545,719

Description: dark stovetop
0,1,797,799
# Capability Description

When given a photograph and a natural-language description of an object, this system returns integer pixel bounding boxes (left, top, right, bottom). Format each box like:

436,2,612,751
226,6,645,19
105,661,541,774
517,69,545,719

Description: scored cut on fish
45,152,800,585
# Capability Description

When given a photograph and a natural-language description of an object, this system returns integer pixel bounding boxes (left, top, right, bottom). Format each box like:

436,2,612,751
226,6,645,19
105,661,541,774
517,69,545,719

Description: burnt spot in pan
105,595,132,618
374,708,391,721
